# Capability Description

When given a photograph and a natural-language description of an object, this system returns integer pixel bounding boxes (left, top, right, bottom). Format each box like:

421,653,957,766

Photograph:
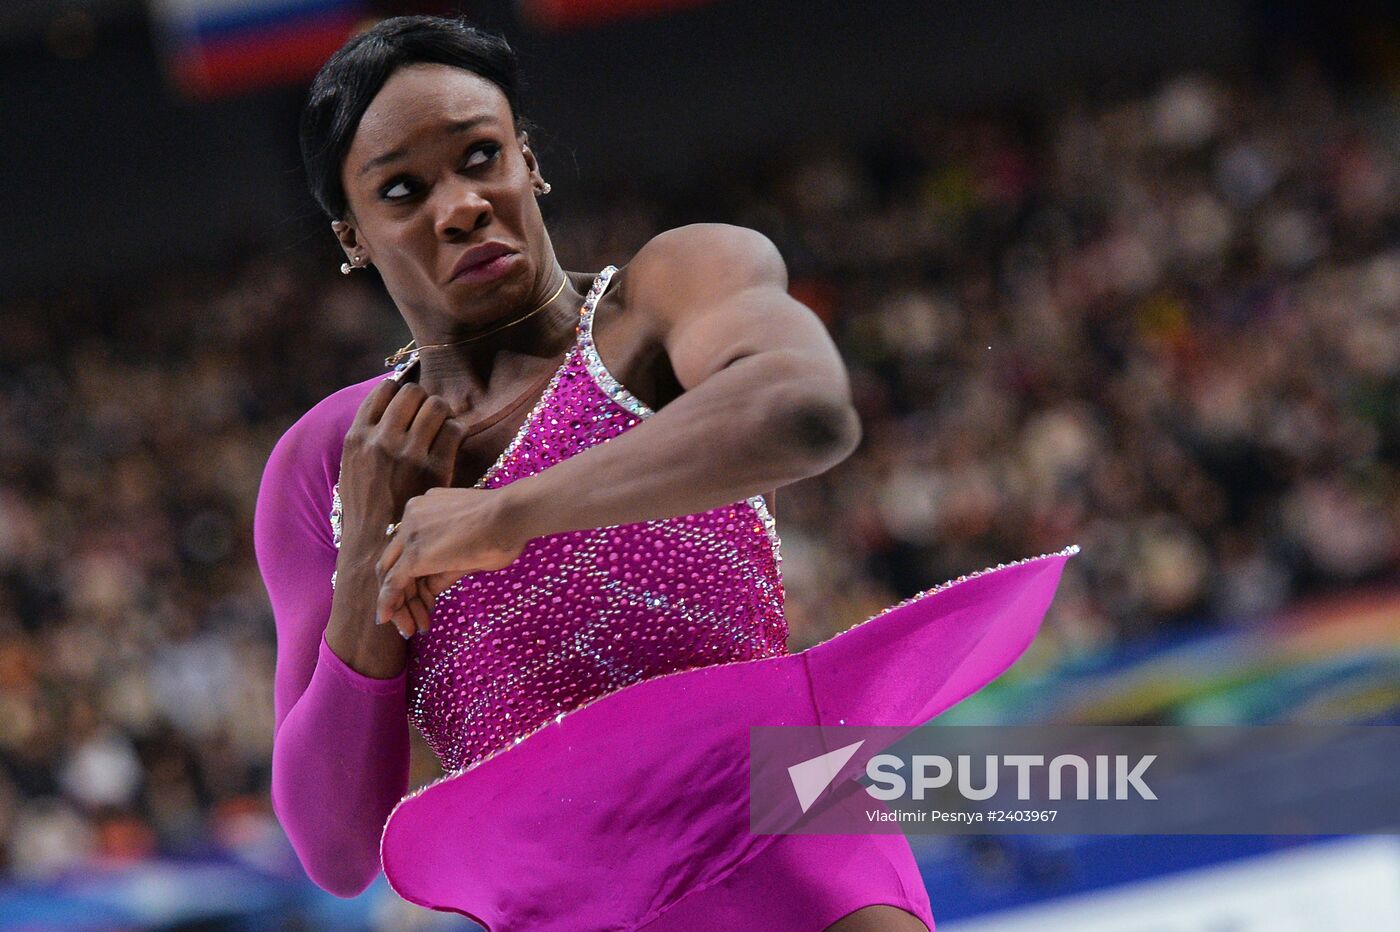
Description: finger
379,381,429,434
416,577,438,631
376,533,406,585
426,570,459,597
408,395,452,458
426,420,467,486
353,377,401,429
378,567,410,626
392,604,415,640
404,585,430,635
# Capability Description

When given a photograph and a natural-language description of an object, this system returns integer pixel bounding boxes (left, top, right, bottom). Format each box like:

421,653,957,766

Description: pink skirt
379,547,1078,931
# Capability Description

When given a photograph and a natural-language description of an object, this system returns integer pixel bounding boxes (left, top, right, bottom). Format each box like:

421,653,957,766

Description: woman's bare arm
498,222,860,541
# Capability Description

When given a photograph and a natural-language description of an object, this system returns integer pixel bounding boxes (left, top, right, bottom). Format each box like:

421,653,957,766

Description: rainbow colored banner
940,585,1400,727
148,0,370,100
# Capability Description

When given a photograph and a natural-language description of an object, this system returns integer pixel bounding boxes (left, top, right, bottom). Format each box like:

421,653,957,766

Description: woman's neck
411,270,589,413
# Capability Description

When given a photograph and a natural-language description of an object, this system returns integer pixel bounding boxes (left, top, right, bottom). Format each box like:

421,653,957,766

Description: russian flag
149,0,371,100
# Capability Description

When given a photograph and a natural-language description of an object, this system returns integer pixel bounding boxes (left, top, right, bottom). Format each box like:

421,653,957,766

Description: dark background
0,0,1315,299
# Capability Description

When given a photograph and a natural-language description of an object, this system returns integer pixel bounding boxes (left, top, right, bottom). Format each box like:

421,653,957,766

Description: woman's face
336,63,550,332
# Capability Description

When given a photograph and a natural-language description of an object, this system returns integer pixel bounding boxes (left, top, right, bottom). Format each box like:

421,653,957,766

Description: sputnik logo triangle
787,739,866,813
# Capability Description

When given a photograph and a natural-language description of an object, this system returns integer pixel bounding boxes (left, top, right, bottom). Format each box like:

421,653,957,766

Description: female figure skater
254,15,1075,931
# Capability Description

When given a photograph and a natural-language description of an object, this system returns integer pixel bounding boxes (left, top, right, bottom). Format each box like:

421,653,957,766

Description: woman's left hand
374,486,529,636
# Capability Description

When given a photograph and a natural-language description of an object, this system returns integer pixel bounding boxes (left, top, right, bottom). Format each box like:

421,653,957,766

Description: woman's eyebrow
358,115,498,178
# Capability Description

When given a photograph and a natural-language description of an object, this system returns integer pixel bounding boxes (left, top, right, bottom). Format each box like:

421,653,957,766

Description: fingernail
399,628,412,640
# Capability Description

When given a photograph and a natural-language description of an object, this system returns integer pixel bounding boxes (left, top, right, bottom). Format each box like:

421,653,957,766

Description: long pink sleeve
253,385,410,898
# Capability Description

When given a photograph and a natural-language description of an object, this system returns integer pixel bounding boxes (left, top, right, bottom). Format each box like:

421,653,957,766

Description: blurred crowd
1,65,1398,883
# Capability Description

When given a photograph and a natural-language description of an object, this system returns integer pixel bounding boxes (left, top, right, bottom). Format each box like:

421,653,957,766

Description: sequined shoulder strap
577,265,652,418
578,265,620,341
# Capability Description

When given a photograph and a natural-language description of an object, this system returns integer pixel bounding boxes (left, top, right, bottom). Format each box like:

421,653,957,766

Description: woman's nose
434,181,492,238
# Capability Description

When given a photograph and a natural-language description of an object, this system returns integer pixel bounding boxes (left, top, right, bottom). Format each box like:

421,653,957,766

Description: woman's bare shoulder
617,223,790,342
628,223,787,292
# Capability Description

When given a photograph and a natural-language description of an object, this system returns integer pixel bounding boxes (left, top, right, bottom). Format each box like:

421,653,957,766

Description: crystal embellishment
338,265,794,778
378,540,1082,870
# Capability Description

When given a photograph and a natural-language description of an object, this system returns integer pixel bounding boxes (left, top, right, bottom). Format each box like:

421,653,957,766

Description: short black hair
299,14,532,222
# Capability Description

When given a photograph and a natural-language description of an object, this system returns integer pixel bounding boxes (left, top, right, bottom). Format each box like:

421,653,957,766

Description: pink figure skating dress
254,266,1078,930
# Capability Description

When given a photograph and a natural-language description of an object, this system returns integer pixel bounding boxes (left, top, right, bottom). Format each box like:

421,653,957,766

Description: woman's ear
331,219,358,251
521,133,541,176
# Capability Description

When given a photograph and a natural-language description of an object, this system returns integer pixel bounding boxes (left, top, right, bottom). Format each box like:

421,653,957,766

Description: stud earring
340,256,367,274
536,181,552,196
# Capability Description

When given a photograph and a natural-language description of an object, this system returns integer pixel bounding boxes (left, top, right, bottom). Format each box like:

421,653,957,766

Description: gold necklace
384,274,571,368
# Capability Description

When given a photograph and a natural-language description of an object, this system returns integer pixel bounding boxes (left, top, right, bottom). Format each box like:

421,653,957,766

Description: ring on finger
385,521,400,537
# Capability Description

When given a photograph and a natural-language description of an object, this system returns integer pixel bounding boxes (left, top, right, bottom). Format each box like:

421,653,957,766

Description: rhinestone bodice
332,266,786,772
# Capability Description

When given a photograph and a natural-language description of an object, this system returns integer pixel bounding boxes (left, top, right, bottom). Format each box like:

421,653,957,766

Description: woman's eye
380,144,499,201
463,143,501,169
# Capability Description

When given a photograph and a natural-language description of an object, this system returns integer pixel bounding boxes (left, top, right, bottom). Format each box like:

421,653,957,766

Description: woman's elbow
762,390,863,471
307,859,379,899
271,778,382,898
283,822,381,898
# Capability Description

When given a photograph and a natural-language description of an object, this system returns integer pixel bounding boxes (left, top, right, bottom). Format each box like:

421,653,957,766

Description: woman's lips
452,251,519,284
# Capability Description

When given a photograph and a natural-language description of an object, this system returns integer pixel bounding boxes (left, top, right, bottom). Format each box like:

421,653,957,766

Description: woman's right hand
338,377,467,542
325,378,467,667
